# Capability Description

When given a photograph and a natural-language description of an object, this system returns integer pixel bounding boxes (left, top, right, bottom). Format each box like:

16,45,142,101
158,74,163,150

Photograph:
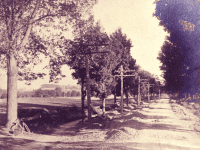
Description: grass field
0,96,128,134
0,96,118,107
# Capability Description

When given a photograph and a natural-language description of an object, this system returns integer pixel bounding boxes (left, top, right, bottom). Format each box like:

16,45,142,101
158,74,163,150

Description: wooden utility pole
138,76,141,106
85,51,109,126
77,42,109,126
85,54,91,125
153,84,155,99
114,82,117,104
147,82,154,102
120,65,123,112
115,65,137,113
140,79,148,103
159,89,160,99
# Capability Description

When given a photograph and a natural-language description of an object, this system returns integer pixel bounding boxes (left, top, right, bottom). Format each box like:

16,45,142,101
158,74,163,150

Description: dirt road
123,98,200,150
1,98,200,150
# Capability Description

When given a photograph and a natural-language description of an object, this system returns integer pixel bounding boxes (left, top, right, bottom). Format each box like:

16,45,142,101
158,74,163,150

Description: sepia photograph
0,0,200,149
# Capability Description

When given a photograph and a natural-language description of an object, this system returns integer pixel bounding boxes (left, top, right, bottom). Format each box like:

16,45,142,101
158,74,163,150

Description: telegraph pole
115,65,137,113
138,76,141,106
85,51,109,126
77,42,109,126
85,54,91,125
159,89,161,99
140,79,148,103
148,82,150,102
147,82,154,102
120,65,123,112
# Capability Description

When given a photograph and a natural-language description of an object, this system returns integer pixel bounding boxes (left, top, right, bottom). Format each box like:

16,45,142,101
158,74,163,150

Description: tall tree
157,37,186,94
89,47,117,114
0,0,97,130
64,16,109,112
109,28,136,102
154,0,200,95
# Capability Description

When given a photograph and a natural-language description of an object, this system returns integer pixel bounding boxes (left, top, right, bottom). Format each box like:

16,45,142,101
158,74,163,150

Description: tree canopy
154,0,200,95
0,0,97,129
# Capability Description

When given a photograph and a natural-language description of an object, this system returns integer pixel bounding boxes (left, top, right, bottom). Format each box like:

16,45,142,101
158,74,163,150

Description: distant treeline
0,87,81,99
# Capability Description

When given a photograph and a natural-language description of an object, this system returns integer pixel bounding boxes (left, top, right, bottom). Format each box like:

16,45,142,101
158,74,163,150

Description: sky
0,0,168,90
92,0,168,76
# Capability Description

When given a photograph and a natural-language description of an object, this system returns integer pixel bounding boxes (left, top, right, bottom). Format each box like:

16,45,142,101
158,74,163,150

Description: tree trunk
114,87,116,104
126,92,129,106
81,78,86,113
102,97,105,115
6,52,18,130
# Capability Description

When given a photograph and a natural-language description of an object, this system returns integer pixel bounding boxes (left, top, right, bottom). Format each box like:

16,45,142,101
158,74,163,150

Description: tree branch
20,0,41,48
15,12,62,34
15,0,32,15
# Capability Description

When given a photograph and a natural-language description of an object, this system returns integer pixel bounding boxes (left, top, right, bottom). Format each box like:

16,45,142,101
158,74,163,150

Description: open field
0,96,135,134
0,96,121,107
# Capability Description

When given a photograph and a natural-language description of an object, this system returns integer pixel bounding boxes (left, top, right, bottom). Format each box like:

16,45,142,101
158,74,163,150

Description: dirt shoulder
1,99,200,150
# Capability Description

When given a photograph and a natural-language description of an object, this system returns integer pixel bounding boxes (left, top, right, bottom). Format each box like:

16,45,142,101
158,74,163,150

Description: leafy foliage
0,0,97,83
154,0,200,95
157,38,186,93
0,0,97,128
64,16,111,98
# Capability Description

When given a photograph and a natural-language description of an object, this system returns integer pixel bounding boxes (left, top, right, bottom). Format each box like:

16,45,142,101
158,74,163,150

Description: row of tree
155,0,200,97
51,15,163,112
0,88,81,99
33,88,80,97
0,0,162,129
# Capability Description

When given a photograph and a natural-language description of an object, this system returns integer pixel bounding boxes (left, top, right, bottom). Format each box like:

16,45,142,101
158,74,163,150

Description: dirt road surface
1,98,200,150
124,99,200,150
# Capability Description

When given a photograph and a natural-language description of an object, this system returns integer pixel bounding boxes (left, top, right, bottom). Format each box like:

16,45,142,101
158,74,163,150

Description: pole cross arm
80,43,109,47
141,81,148,83
140,79,148,81
147,84,154,88
124,70,136,73
115,70,136,73
79,51,110,55
115,74,138,77
73,41,109,47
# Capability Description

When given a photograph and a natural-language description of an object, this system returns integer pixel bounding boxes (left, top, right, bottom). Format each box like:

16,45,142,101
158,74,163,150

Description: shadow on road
0,136,48,150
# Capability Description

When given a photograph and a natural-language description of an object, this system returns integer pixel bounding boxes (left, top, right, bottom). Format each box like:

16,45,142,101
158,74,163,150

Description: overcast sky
0,0,168,90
